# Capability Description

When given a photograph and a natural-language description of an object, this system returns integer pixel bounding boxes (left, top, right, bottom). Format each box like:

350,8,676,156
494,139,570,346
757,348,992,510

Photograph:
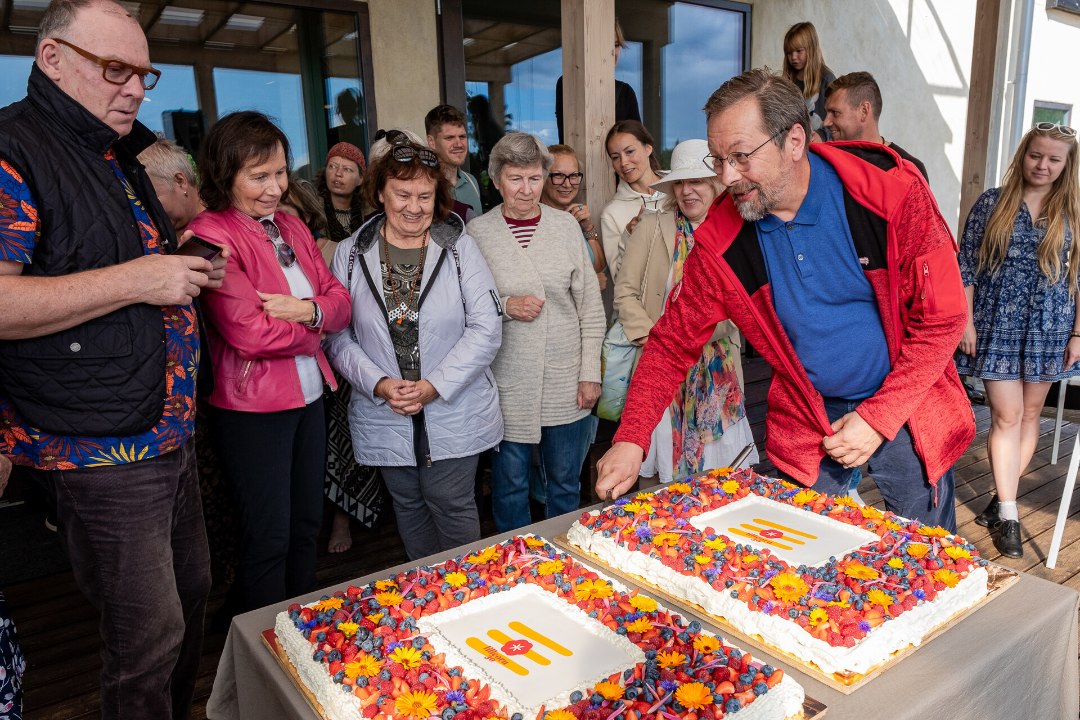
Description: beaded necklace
381,229,428,325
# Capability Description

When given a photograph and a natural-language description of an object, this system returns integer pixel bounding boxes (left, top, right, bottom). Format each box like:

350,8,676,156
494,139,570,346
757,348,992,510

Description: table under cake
206,509,1080,720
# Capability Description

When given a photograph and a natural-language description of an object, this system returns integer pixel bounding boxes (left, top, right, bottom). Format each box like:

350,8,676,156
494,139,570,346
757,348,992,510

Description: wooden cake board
262,626,829,720
554,535,1019,695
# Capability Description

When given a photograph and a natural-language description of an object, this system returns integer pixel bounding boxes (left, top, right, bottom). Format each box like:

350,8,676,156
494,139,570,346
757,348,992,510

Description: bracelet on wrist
1071,332,1080,339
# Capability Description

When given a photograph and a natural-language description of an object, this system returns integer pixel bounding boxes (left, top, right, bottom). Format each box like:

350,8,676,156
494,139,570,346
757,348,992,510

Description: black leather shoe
964,382,985,404
974,493,999,527
992,519,1023,558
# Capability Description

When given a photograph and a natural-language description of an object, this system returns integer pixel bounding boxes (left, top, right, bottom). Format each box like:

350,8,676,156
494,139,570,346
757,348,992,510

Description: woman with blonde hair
782,22,835,141
958,122,1080,558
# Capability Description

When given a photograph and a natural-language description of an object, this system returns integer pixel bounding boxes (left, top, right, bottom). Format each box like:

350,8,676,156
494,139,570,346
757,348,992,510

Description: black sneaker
974,494,999,527
992,519,1023,558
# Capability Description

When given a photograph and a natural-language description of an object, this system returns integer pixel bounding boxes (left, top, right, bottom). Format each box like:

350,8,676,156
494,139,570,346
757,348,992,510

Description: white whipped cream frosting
567,515,988,676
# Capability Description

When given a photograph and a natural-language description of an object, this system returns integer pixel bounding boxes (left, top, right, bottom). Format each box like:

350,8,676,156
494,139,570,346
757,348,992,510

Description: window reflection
137,63,198,136
215,68,310,169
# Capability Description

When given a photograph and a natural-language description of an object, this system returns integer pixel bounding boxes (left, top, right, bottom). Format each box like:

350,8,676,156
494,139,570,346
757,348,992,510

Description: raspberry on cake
272,536,806,719
567,468,990,679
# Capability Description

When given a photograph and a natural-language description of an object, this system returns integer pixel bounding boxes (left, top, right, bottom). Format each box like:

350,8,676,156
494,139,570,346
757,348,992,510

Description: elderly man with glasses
0,1,226,717
596,68,974,533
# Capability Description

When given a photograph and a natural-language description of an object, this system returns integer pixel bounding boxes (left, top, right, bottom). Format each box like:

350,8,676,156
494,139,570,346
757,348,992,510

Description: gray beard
733,187,771,222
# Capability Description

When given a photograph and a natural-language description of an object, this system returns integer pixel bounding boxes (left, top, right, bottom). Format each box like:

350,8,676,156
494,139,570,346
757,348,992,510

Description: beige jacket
469,205,606,443
614,209,744,386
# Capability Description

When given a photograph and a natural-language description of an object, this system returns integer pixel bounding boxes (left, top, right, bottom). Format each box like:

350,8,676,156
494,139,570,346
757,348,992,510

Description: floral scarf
669,211,746,478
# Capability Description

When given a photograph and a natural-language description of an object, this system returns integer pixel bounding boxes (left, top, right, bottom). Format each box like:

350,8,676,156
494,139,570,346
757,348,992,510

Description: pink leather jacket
188,208,351,413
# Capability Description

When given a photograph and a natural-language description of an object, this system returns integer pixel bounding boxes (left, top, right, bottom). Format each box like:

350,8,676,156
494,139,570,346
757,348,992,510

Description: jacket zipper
237,359,254,395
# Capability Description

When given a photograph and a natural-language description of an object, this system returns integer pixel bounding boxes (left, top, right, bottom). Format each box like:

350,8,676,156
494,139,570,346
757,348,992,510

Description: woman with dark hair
325,132,503,560
188,111,351,611
317,142,367,243
599,120,666,283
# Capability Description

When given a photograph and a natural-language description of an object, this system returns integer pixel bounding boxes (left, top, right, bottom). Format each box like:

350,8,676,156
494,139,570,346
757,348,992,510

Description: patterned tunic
956,187,1080,381
0,592,23,720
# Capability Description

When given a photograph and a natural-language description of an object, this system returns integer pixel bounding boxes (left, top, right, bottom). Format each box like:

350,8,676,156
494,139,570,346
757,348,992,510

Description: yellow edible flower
656,650,686,668
652,532,679,547
721,479,740,495
344,653,381,679
860,505,884,520
365,612,384,625
692,635,721,654
867,589,893,608
389,645,424,669
906,543,930,559
832,495,858,507
537,560,565,576
394,690,438,718
694,554,712,565
574,579,614,602
624,617,653,633
919,526,951,538
808,607,829,627
704,537,728,552
545,711,577,720
623,502,654,516
667,482,691,494
843,563,879,580
313,597,344,612
524,537,547,549
769,572,809,603
445,571,468,588
635,492,655,500
374,580,398,592
374,591,403,607
629,595,658,612
792,489,819,506
594,680,624,701
674,682,713,711
944,546,972,561
887,558,905,569
467,546,499,564
934,569,960,588
336,622,359,638
742,554,759,564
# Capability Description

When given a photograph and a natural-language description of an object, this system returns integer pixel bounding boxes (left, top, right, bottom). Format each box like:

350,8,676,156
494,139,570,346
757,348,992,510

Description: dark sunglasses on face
53,37,161,90
549,171,584,186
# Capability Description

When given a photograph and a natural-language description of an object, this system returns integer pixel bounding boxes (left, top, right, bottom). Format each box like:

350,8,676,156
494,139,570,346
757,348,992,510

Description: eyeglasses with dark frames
703,127,788,174
549,171,584,186
52,38,161,91
1034,121,1077,138
261,220,296,268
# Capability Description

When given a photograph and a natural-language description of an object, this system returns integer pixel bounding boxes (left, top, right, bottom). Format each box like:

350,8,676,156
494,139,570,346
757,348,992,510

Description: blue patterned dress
956,187,1080,381
0,592,23,720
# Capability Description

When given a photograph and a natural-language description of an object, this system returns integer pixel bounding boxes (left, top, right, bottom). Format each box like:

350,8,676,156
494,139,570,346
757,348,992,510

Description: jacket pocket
236,359,255,397
915,245,966,319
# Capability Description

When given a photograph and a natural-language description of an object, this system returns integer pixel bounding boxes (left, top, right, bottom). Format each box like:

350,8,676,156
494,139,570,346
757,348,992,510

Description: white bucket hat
650,138,716,196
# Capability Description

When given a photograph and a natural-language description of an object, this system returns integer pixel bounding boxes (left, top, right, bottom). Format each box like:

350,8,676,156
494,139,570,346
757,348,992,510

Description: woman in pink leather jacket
189,112,350,612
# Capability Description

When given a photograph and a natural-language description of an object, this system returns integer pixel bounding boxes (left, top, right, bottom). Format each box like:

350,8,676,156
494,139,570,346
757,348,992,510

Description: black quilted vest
0,65,177,437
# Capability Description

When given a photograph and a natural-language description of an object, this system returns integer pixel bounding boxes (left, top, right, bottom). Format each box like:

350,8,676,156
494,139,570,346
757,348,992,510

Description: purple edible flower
761,601,774,614
659,679,679,692
858,621,871,633
445,690,466,703
913,589,926,600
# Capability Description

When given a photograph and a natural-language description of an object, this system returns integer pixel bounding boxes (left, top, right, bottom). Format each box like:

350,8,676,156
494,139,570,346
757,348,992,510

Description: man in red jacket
596,69,974,531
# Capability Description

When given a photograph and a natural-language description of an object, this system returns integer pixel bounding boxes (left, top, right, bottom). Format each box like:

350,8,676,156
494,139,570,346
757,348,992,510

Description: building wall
365,0,441,136
744,0,976,231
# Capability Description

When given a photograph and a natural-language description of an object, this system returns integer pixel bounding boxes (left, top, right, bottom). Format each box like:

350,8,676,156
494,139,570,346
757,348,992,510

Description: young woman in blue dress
957,122,1080,558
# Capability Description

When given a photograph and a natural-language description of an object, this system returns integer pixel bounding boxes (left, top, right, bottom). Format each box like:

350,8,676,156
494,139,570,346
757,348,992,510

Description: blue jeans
491,415,595,532
797,397,957,532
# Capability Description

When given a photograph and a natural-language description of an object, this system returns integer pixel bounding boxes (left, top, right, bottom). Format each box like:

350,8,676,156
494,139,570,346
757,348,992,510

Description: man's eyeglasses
703,127,788,174
549,171,584,186
53,38,160,91
1034,121,1077,138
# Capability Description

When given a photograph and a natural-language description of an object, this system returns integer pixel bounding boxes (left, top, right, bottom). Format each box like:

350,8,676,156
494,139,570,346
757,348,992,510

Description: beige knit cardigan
468,205,605,443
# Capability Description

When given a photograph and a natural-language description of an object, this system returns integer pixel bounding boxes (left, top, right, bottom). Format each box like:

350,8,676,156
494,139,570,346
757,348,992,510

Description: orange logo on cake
465,621,572,675
726,518,818,550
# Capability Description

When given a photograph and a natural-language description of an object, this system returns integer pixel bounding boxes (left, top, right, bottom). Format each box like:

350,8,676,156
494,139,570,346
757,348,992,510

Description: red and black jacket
615,141,975,487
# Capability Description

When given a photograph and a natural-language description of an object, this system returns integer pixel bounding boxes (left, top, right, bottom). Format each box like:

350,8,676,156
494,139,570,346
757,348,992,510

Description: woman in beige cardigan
468,133,606,532
615,139,758,483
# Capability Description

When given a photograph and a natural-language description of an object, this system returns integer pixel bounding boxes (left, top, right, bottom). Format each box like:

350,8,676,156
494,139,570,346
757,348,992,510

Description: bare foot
328,509,353,553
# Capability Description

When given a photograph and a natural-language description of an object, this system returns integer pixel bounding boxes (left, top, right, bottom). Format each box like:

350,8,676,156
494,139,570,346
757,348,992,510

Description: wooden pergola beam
561,0,615,212
958,0,1005,227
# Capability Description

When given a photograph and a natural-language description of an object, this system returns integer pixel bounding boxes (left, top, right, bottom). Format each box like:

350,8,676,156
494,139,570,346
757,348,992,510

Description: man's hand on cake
823,411,885,468
595,442,644,500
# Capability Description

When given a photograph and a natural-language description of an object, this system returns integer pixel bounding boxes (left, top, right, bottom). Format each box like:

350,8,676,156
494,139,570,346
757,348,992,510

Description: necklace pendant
396,316,404,325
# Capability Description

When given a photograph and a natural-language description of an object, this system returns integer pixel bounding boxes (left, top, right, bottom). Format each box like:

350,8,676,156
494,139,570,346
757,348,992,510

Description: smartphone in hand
173,236,223,262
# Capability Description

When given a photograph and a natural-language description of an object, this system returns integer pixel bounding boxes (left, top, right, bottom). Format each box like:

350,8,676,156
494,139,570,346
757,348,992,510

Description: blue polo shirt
755,153,890,399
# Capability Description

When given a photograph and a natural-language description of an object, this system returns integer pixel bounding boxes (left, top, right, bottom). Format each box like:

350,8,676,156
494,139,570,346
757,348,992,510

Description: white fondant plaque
418,583,643,717
690,494,879,567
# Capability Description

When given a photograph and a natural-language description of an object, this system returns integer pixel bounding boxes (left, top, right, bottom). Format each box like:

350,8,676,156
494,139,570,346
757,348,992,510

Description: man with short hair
823,71,929,180
596,69,973,531
0,1,223,716
425,104,483,217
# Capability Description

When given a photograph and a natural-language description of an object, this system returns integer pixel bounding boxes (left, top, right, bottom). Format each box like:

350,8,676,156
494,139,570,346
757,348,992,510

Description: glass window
215,67,310,169
1033,101,1072,127
0,56,33,109
138,63,199,136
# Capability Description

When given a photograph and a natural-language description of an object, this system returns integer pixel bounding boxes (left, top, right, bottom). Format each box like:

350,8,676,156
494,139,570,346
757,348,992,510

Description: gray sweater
469,205,605,443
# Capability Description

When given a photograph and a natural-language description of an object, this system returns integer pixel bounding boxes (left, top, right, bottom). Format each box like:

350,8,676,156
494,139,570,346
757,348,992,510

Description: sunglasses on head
1034,121,1077,137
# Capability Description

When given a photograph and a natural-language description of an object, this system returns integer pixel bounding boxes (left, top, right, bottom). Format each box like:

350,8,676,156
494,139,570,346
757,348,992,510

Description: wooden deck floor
6,385,1080,717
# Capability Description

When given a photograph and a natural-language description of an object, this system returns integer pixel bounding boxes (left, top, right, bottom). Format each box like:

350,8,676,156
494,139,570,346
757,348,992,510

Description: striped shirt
503,213,541,249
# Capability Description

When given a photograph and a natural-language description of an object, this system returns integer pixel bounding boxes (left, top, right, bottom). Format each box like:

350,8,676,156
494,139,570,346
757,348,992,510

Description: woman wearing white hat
614,139,759,482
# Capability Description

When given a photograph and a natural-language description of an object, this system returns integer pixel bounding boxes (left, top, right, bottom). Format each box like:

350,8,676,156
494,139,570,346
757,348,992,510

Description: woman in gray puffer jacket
325,136,503,560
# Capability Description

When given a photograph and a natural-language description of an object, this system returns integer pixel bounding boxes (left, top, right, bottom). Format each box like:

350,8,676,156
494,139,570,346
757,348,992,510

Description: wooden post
958,0,1004,228
561,0,616,211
